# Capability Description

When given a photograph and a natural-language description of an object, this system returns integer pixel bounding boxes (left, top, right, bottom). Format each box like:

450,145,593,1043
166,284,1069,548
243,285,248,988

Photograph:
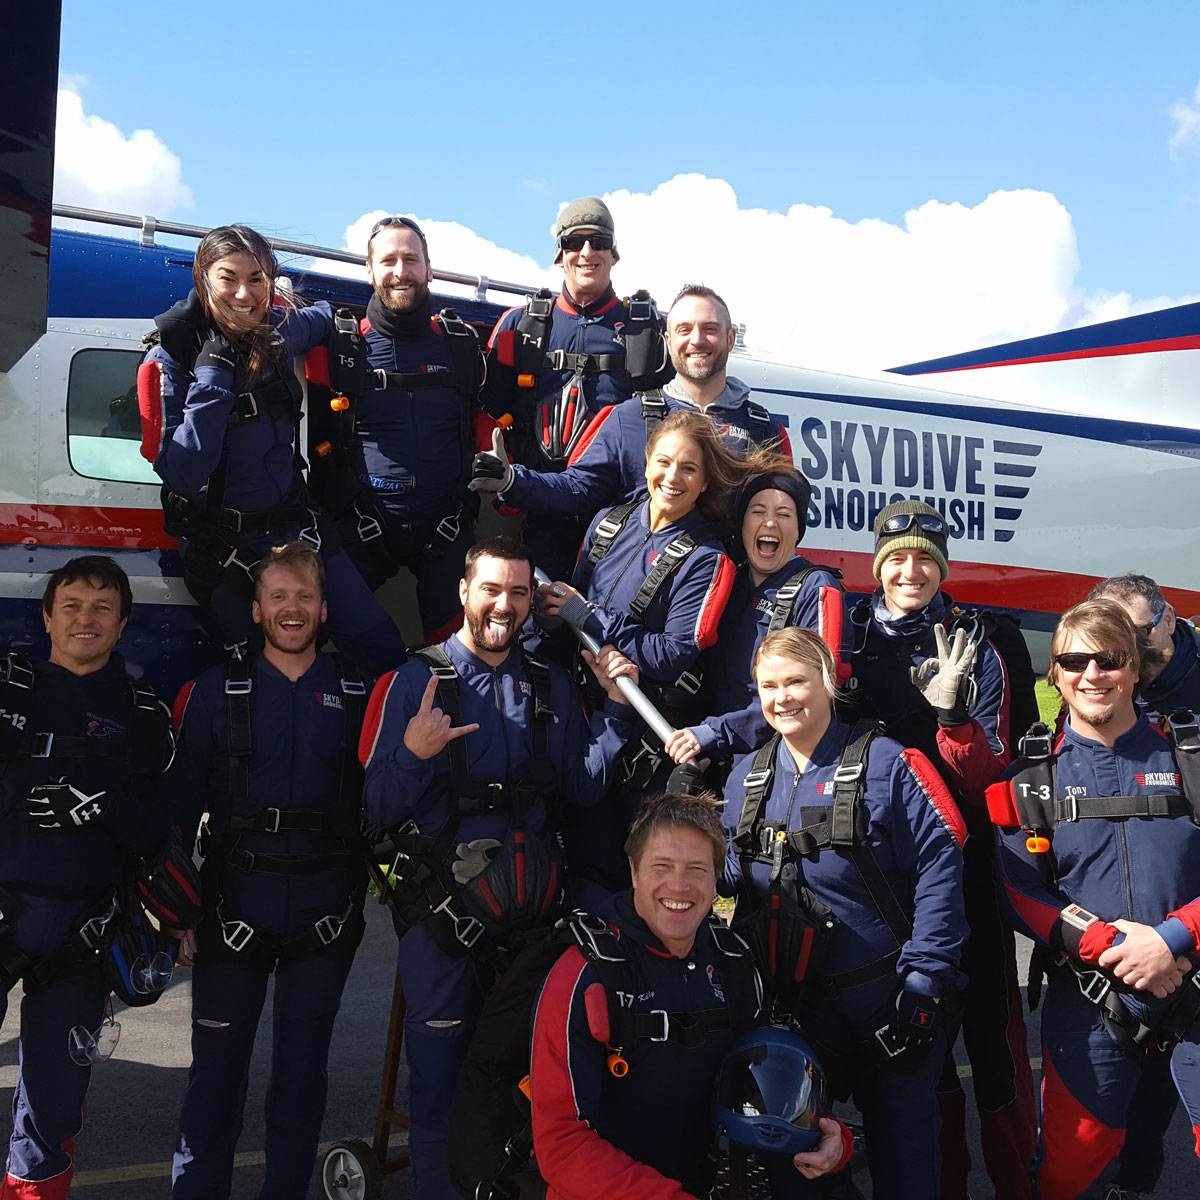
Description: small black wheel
321,1138,383,1200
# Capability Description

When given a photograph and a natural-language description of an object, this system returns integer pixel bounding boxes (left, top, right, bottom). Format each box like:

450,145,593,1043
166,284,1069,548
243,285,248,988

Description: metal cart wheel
321,1138,383,1200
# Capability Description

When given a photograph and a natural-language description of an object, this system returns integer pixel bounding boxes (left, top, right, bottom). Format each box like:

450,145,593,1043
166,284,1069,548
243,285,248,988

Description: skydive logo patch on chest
86,713,125,738
816,780,835,796
1136,772,1181,787
315,692,344,711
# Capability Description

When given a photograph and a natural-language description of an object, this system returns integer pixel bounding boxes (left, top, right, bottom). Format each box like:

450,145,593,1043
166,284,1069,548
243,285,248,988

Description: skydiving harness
987,713,1200,1054
0,654,176,993
764,565,844,634
141,324,320,601
0,652,173,793
510,288,672,468
573,499,711,733
374,647,561,955
200,655,369,968
306,308,484,575
636,389,777,449
733,721,911,1004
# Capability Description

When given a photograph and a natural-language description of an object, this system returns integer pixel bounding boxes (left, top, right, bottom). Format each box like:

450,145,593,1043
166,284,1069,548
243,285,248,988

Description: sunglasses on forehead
1052,651,1129,673
558,232,614,253
878,512,948,537
367,215,425,244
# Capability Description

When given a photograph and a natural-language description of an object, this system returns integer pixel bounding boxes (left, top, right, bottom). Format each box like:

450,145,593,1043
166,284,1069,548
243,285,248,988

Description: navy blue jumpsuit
993,716,1200,1200
360,634,635,1199
338,296,482,641
724,719,968,1199
0,654,174,1198
170,652,370,1200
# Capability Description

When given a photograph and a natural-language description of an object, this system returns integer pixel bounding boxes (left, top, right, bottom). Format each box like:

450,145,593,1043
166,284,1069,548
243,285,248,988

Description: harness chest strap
515,289,667,386
735,721,913,949
217,653,367,851
0,653,172,782
638,391,775,448
985,712,1200,847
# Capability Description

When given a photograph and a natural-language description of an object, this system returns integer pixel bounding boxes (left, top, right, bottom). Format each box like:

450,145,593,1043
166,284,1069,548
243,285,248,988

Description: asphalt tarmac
2,905,1197,1198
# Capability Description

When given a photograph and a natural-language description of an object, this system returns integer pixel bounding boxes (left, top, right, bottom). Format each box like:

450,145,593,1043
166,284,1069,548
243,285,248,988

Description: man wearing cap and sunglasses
987,598,1200,1200
848,499,1039,1200
306,214,485,644
479,197,672,579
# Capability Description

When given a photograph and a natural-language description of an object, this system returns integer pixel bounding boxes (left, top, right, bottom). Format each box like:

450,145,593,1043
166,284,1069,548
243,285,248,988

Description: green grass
1035,678,1062,726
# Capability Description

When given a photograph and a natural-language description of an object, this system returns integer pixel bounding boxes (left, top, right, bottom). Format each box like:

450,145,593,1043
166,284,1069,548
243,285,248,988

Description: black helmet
713,1026,827,1156
459,827,563,947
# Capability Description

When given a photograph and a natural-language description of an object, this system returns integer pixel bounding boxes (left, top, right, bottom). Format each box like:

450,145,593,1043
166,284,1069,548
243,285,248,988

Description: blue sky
55,1,1200,367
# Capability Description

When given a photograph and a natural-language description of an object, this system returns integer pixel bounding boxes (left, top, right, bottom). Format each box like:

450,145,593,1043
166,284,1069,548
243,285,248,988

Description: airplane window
66,349,158,484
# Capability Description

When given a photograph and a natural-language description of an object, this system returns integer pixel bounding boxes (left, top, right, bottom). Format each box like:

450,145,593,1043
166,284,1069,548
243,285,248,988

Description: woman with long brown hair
538,408,787,896
141,224,405,668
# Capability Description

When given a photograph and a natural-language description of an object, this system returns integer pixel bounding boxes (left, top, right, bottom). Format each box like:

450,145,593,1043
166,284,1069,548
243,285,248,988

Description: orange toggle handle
517,373,536,389
497,413,515,429
517,1074,532,1100
606,1052,629,1078
330,395,350,412
1026,835,1051,854
315,440,333,458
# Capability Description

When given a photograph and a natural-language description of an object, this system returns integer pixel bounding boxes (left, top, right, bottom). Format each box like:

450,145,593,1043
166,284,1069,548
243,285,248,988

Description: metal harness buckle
225,678,252,696
744,767,772,794
297,511,322,552
77,901,117,951
219,546,257,577
627,297,654,323
261,807,282,834
1076,968,1112,1006
435,512,461,544
314,914,344,947
355,505,383,543
235,392,259,419
433,896,485,949
30,732,54,758
221,916,255,953
647,1010,671,1043
833,762,865,785
674,670,702,696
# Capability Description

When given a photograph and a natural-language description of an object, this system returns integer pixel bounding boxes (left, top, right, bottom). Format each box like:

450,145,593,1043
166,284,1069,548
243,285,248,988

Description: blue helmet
712,1026,827,1156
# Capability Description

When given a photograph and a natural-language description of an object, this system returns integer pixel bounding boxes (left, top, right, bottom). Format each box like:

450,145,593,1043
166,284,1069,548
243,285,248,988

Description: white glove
915,624,977,725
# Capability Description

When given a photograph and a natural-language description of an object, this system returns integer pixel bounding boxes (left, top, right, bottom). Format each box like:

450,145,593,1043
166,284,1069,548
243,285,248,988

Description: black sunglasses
559,232,614,253
367,215,425,245
1052,651,1128,673
879,512,948,537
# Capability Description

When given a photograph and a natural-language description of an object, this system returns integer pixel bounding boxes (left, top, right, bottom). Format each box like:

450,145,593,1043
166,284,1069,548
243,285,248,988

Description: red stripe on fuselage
799,547,1200,617
918,334,1200,375
0,504,171,549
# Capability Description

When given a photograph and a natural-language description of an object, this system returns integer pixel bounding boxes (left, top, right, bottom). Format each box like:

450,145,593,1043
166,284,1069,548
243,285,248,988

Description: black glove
468,427,514,493
194,333,238,375
666,760,711,796
874,985,943,1071
25,781,109,832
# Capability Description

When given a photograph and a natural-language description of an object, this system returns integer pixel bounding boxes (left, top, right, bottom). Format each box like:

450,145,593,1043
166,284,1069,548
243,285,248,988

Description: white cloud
1169,80,1200,157
307,178,1194,373
53,87,193,218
